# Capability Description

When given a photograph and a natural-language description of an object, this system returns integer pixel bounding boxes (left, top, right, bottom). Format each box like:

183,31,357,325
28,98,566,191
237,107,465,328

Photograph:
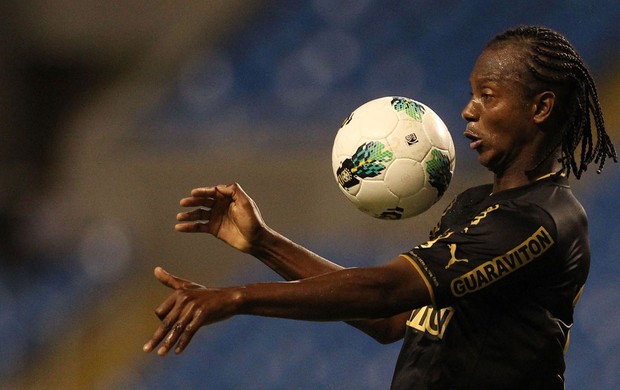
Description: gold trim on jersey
470,204,499,226
401,253,437,307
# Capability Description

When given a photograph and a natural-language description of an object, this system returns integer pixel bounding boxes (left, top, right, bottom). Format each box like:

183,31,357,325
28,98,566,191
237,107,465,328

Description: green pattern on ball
336,141,393,190
391,97,425,121
426,149,452,198
351,141,393,177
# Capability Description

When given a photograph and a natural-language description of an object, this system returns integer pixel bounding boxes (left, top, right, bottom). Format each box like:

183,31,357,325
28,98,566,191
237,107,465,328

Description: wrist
229,286,247,315
248,225,281,257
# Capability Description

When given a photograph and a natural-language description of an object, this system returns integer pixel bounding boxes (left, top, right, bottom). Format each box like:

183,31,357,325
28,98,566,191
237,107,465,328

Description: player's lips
464,129,482,150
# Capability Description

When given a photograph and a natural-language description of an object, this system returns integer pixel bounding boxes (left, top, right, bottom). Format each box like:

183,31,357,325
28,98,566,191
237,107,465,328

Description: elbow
350,317,406,345
374,332,404,345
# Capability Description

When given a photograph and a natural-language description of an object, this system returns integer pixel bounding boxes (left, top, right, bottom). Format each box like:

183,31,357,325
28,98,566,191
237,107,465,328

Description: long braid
488,26,617,179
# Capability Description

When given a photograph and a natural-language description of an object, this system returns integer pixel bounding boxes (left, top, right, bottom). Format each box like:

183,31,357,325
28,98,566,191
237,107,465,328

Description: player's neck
491,153,563,194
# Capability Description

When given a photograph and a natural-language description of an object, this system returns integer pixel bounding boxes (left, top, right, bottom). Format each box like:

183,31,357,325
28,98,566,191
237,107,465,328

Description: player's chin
476,151,497,171
474,149,488,164
481,157,512,176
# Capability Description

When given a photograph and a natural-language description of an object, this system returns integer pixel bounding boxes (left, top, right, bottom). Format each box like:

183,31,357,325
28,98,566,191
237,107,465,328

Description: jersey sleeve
403,200,558,308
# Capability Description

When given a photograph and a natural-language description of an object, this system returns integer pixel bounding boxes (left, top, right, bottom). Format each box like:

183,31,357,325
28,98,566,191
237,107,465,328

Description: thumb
154,267,204,290
215,182,248,201
154,266,185,289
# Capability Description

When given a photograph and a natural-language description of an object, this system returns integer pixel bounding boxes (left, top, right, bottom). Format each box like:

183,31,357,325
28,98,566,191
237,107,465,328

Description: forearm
143,260,425,356
235,258,429,323
250,227,409,342
250,226,344,280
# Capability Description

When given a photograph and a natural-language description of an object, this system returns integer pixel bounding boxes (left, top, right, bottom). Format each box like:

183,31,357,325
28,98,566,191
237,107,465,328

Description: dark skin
463,43,563,191
143,43,564,357
141,187,425,356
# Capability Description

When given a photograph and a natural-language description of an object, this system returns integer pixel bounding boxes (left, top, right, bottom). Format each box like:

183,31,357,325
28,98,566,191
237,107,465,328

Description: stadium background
0,1,618,389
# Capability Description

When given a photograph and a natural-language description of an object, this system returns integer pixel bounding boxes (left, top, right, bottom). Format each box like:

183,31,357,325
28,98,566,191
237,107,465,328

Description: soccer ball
332,96,455,220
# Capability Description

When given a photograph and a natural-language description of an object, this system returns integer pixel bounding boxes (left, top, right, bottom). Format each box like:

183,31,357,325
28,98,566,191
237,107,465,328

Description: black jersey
391,173,589,390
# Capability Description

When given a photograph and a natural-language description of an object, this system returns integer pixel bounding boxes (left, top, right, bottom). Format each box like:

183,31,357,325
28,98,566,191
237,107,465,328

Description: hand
143,267,239,356
175,183,266,253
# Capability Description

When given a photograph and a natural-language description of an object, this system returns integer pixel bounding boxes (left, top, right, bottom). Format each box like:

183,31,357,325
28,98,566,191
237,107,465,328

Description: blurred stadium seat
2,0,619,389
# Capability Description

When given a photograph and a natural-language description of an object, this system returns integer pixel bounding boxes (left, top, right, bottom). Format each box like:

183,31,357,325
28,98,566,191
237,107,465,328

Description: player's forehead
469,44,530,89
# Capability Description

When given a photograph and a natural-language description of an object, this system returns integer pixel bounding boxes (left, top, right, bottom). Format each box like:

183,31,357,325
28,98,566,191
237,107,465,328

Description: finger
159,303,196,356
143,303,180,354
154,293,178,320
143,321,169,353
213,183,245,205
215,183,255,211
189,186,219,198
174,222,210,233
174,309,206,354
179,196,215,208
176,208,210,222
154,267,192,290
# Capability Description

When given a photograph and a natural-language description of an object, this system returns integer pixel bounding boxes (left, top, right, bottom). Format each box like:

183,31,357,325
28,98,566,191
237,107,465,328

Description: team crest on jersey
406,306,454,339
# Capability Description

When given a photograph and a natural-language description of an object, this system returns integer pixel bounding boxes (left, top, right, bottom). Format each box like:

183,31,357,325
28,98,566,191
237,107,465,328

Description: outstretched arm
175,183,410,343
143,255,430,356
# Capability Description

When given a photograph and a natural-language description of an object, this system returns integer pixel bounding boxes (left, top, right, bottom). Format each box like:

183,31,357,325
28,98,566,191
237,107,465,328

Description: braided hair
487,26,617,179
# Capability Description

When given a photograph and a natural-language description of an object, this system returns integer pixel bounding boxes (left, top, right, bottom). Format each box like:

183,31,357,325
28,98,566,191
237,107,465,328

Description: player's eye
479,91,495,102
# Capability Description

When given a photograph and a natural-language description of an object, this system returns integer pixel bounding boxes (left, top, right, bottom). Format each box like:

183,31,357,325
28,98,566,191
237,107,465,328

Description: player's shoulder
495,172,584,221
457,182,493,199
511,171,572,200
444,172,581,232
451,183,493,208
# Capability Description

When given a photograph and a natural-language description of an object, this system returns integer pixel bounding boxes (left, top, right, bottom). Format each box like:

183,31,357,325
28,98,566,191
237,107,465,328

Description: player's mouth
464,129,482,150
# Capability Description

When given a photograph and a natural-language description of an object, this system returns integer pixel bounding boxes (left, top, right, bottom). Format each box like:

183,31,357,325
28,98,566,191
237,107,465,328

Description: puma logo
445,243,469,269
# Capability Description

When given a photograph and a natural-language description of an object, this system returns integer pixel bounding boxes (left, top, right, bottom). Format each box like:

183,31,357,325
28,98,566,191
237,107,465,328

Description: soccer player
143,26,617,389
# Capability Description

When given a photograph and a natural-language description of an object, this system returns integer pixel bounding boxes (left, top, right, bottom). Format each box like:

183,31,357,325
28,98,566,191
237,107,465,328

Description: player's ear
532,91,556,125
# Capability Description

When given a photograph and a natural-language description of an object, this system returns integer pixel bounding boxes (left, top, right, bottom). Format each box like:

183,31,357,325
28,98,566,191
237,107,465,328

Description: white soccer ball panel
332,127,362,158
384,158,425,198
338,187,361,206
385,119,432,162
355,180,400,217
354,98,400,139
398,187,439,218
422,109,452,149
